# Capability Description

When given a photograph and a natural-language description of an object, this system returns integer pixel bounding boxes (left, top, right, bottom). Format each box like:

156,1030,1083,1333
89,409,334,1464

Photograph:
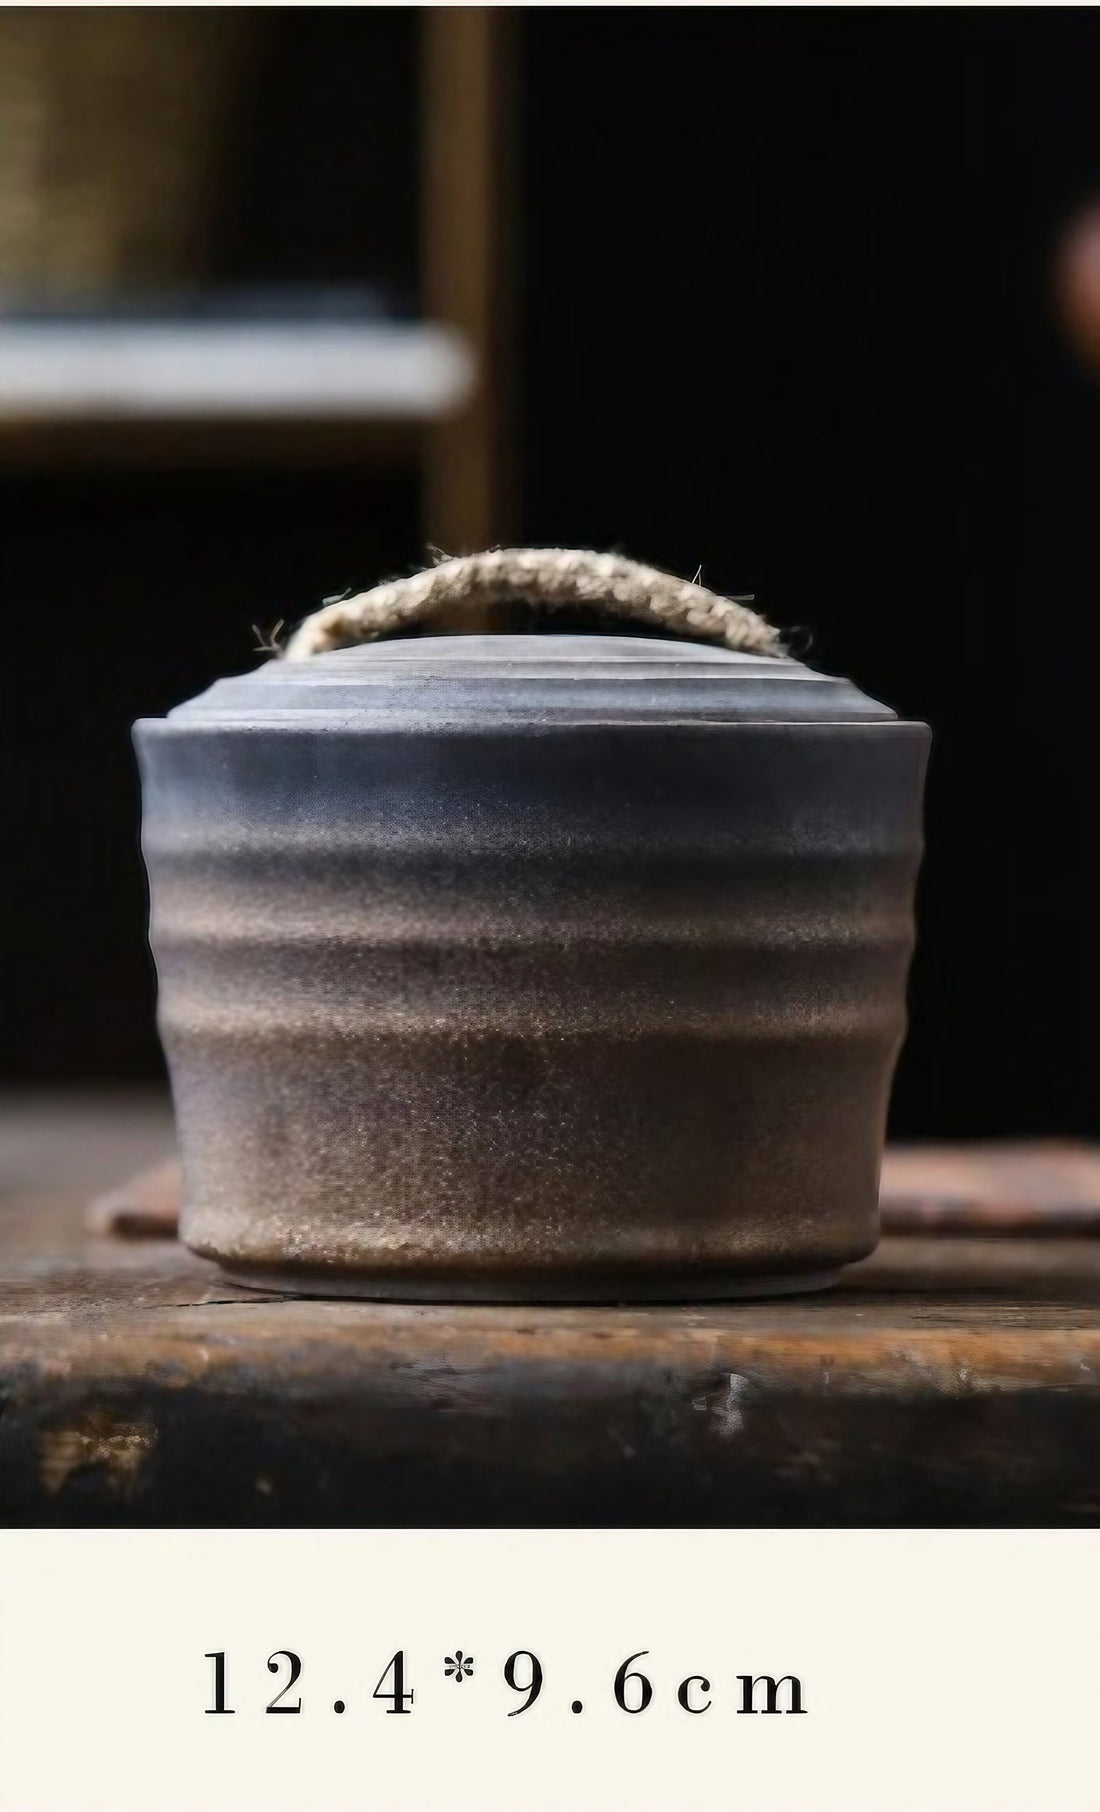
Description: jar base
214,1263,843,1303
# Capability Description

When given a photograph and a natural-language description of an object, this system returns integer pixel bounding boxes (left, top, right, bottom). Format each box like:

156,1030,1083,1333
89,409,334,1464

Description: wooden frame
421,6,515,559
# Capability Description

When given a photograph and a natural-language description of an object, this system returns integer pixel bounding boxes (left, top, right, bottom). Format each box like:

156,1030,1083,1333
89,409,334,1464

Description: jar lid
155,550,909,731
164,631,898,729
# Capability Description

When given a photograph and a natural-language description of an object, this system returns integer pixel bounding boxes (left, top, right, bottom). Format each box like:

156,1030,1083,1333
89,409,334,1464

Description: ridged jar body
136,635,929,1298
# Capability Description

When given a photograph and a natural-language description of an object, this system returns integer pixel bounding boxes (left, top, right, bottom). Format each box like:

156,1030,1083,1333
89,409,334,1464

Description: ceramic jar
135,556,929,1299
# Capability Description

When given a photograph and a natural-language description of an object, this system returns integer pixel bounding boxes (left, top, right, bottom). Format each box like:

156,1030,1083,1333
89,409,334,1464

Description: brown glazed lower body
139,721,928,1301
170,1025,884,1300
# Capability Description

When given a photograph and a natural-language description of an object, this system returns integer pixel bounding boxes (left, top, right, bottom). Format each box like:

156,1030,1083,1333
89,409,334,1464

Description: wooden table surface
2,1093,1099,1527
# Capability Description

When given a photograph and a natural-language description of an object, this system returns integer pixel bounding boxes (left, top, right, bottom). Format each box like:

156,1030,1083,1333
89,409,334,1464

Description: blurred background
2,6,1100,1140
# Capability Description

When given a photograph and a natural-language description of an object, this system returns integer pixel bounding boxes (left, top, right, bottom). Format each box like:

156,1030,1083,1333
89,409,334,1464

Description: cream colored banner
0,1528,1095,1812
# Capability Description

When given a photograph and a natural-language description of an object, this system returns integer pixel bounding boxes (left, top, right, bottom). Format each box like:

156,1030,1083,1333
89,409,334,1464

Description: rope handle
283,548,785,661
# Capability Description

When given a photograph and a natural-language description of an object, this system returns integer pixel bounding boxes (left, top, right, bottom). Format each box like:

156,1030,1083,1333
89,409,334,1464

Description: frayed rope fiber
284,548,786,661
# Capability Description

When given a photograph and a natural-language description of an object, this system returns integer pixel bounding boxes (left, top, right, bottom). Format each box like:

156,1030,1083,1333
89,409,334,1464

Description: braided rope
284,548,785,661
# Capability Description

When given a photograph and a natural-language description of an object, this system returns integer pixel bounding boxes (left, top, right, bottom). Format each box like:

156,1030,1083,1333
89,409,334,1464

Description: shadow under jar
135,572,929,1301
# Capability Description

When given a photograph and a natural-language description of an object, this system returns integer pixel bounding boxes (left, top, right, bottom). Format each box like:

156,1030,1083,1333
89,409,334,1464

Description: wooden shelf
0,316,474,469
0,316,473,418
0,8,509,533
